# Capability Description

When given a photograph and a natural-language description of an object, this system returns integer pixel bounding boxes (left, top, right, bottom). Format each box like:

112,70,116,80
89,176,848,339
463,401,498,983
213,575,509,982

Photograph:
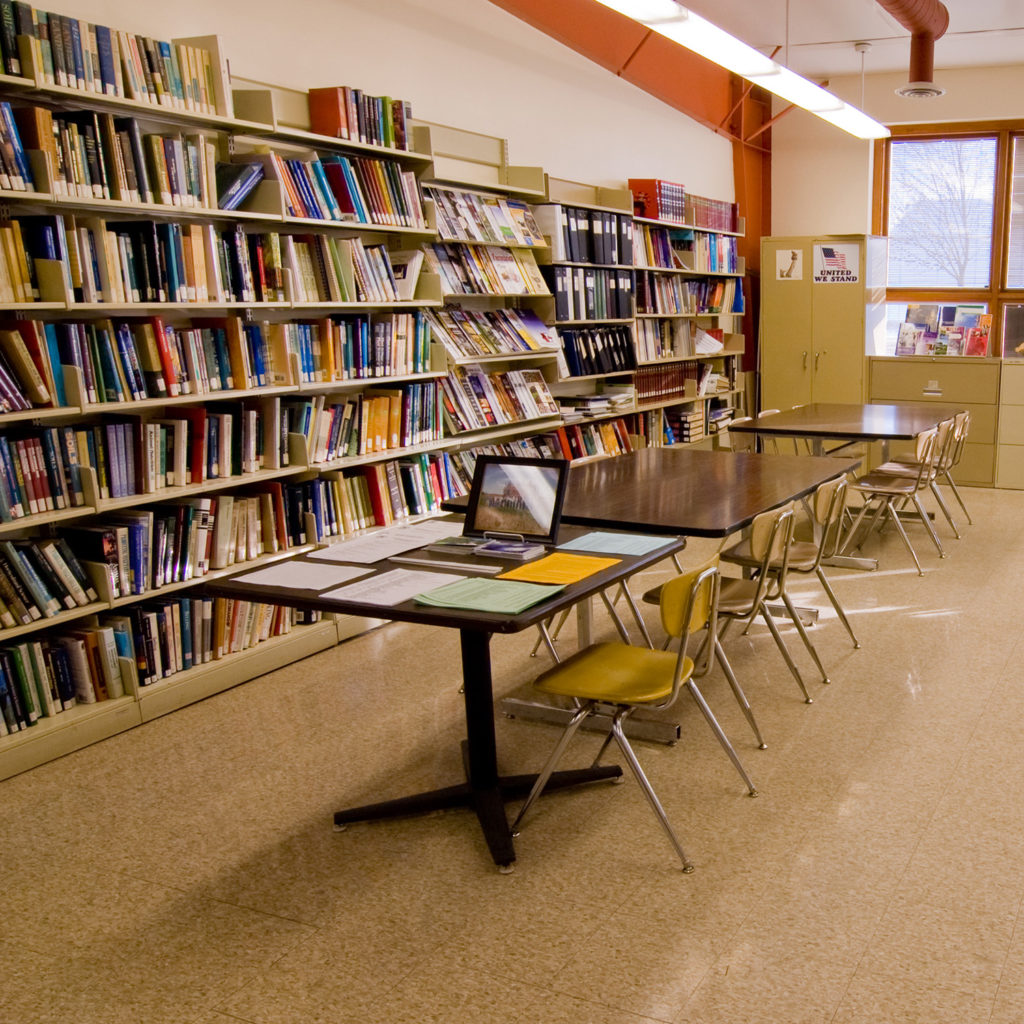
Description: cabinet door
760,238,814,409
808,238,866,403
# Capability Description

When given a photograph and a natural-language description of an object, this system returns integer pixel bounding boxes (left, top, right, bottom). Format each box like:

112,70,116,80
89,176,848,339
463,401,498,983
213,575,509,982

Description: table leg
333,628,621,869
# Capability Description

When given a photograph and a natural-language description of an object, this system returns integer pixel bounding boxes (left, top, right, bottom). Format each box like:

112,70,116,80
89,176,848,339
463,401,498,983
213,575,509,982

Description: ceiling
679,0,1024,81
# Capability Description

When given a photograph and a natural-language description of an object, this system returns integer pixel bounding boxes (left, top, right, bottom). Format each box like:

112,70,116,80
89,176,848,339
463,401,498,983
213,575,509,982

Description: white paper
321,568,466,606
308,520,465,564
233,562,371,590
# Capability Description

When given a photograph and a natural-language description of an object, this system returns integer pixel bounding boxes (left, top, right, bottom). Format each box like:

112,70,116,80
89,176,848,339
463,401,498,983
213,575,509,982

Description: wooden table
206,537,684,871
727,402,965,460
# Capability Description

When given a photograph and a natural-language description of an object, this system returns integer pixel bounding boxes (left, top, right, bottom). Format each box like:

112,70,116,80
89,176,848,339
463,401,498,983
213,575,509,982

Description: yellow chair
511,558,758,872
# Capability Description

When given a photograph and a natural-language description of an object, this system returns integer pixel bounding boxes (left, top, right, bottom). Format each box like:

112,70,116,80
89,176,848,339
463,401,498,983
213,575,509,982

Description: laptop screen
463,456,569,545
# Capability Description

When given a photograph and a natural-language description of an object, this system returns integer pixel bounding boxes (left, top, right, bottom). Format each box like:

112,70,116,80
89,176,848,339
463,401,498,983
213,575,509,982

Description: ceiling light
595,0,890,139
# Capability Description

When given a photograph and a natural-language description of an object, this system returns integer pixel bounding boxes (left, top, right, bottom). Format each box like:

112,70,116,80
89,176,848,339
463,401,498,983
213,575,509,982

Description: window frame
873,120,1022,355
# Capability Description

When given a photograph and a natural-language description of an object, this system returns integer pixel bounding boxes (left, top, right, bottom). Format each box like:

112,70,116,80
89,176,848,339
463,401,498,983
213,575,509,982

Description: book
215,160,264,211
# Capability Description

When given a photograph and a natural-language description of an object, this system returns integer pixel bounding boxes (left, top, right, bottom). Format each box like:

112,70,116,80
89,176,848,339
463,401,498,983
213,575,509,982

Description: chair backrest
659,558,718,641
949,411,971,469
907,429,938,489
726,417,756,453
758,410,782,454
930,419,956,478
659,557,721,690
810,475,849,562
747,503,796,598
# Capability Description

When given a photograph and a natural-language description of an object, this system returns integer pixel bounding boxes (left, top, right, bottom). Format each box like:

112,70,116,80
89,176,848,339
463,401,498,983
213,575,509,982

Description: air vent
895,81,946,98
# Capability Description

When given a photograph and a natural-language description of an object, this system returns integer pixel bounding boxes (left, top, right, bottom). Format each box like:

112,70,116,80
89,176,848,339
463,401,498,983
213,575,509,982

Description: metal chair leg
685,679,758,795
617,582,653,648
780,591,829,684
511,701,594,834
943,473,972,525
883,498,923,575
759,606,813,703
911,493,946,557
609,711,694,872
714,638,767,749
815,567,860,648
929,480,961,539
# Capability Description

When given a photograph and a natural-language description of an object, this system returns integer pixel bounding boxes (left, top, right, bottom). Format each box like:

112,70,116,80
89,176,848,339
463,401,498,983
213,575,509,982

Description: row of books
257,150,425,229
686,193,740,233
558,325,637,378
426,186,546,248
307,86,414,151
664,407,704,443
0,536,98,626
64,491,296,601
634,362,693,404
544,265,634,322
0,101,34,191
289,234,406,304
440,365,559,433
634,318,694,363
545,417,634,461
15,102,219,209
46,316,286,405
532,203,634,266
0,320,62,409
0,424,85,519
677,229,740,274
636,273,742,317
285,380,442,463
635,270,698,316
633,224,739,273
0,595,306,733
287,312,432,383
425,307,557,360
1,5,223,116
423,242,547,297
629,178,686,225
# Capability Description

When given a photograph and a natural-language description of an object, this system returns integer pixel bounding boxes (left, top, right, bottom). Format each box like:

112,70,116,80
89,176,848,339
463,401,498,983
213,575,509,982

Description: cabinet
996,362,1024,488
760,234,887,410
867,356,999,485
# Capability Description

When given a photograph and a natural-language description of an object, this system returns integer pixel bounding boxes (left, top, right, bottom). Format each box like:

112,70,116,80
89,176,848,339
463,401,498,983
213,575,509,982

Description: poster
775,248,803,280
812,243,859,283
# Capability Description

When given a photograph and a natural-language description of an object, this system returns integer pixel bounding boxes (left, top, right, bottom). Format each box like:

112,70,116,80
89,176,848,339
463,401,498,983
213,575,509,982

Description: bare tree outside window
887,137,997,288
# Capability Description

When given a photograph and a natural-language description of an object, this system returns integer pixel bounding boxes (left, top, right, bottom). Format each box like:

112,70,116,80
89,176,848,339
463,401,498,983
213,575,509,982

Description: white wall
55,0,734,200
772,64,1024,237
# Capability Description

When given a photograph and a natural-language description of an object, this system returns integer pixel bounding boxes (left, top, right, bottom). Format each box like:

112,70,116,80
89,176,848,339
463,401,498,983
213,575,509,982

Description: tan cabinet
760,235,887,410
997,363,1024,488
868,357,999,485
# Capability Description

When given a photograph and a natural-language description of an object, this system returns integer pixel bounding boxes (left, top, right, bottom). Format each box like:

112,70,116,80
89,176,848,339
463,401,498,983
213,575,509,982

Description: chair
940,411,973,526
716,504,819,702
871,417,961,539
758,409,782,453
510,558,758,873
721,475,860,651
840,428,945,576
724,416,757,454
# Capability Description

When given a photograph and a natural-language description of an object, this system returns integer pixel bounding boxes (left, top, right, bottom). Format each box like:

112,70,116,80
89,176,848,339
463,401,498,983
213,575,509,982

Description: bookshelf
0,25,504,779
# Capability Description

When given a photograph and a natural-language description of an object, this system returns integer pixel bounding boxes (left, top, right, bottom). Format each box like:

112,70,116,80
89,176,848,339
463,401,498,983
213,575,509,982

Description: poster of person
776,248,803,280
812,243,859,283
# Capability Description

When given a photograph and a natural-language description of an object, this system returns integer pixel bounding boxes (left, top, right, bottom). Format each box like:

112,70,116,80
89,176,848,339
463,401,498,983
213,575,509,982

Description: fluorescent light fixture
595,0,890,139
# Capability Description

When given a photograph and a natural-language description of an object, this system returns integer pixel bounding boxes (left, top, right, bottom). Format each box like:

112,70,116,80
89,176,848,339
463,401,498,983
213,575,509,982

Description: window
874,123,1024,357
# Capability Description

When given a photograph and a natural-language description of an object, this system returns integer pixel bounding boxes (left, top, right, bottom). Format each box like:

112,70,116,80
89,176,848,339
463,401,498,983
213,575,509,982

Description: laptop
426,455,570,560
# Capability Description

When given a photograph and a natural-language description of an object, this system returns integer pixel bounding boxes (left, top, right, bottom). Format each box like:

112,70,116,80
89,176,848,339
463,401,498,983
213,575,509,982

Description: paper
414,577,565,614
558,531,677,556
233,562,371,590
308,520,464,563
497,552,620,584
322,568,466,606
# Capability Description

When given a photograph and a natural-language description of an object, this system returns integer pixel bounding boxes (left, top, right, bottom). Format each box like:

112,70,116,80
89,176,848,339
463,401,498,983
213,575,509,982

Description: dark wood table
560,447,857,536
727,402,965,460
206,536,684,871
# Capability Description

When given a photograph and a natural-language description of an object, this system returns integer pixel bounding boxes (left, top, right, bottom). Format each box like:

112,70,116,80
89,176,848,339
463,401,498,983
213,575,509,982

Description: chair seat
850,472,921,496
717,577,762,615
534,642,692,705
720,538,818,572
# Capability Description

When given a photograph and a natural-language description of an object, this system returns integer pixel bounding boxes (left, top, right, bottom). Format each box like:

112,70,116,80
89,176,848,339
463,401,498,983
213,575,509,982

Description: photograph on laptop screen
471,459,564,541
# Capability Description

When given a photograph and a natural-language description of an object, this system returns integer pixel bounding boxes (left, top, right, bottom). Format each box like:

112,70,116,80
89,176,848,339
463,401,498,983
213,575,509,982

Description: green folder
414,577,565,614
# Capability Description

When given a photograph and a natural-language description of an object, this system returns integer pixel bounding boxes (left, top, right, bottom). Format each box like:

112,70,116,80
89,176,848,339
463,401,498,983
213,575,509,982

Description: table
445,447,859,734
206,536,684,871
727,402,965,461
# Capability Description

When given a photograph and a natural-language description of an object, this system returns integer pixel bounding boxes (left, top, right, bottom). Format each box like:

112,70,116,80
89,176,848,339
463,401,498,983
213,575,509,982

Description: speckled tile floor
2,484,1023,1023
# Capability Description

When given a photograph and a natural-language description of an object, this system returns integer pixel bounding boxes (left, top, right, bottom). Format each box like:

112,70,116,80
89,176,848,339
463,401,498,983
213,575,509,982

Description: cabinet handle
802,351,808,369
814,350,822,370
